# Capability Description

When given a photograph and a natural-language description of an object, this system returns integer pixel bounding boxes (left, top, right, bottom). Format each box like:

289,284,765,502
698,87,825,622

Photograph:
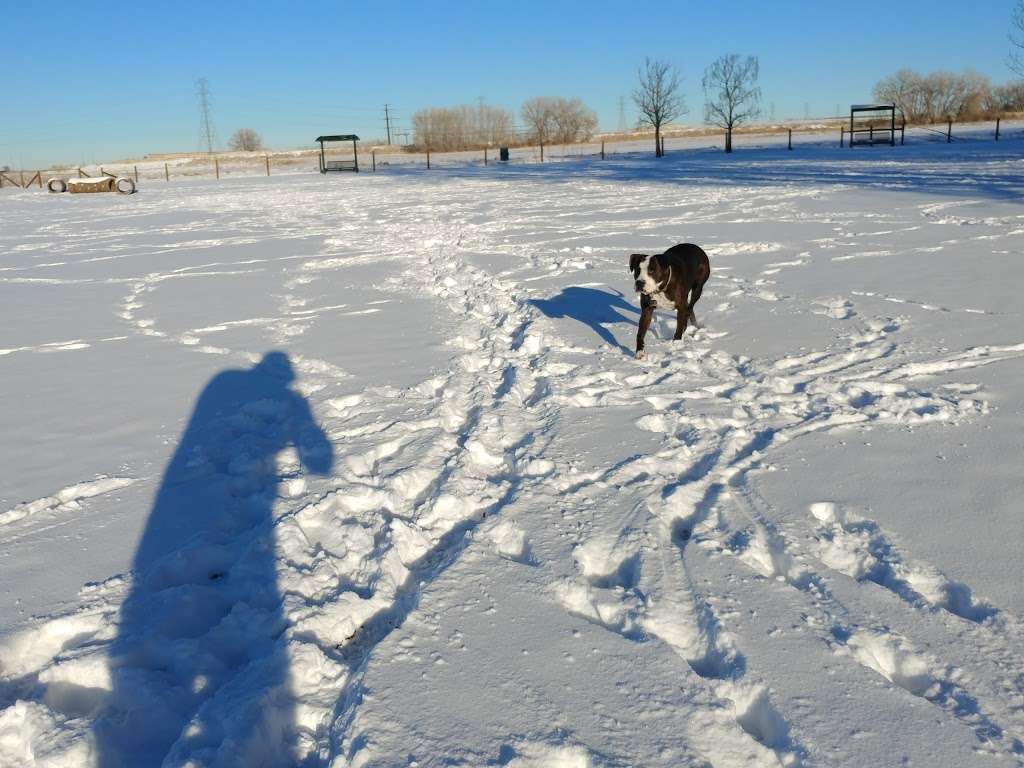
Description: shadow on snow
94,351,332,767
528,286,639,355
385,135,1024,203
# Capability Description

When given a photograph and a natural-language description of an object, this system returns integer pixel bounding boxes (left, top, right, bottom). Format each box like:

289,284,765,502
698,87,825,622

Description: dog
629,243,711,359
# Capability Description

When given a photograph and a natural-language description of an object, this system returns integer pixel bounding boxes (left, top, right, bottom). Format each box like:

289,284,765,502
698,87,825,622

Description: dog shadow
89,351,333,767
528,286,639,355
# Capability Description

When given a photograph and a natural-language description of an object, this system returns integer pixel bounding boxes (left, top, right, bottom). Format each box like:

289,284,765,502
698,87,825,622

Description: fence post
214,156,220,179
995,118,1001,141
540,141,544,162
164,163,169,182
840,126,845,147
372,151,376,172
869,125,873,143
483,147,487,166
37,171,43,188
134,165,139,183
601,140,605,160
947,119,952,143
265,154,271,176
788,129,792,150
426,150,430,170
901,120,906,145
19,171,25,187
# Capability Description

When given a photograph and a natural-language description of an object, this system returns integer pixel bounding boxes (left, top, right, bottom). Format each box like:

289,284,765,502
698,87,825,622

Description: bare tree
549,97,598,143
475,104,515,147
633,58,685,157
411,104,515,151
521,97,558,158
228,128,263,152
702,54,761,153
992,80,1024,112
1012,0,1024,76
874,68,1001,123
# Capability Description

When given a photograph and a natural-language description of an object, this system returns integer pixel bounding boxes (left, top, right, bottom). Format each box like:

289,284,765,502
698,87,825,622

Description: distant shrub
411,105,515,152
228,128,263,152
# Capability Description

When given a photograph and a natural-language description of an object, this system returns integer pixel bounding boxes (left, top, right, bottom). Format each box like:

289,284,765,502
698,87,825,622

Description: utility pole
384,104,393,145
617,96,627,133
196,77,217,154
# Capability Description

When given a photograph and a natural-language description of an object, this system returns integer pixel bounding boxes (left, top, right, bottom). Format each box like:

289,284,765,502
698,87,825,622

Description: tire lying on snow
46,178,68,193
115,177,136,194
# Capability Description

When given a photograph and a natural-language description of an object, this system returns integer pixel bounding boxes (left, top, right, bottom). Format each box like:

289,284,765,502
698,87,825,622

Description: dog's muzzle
635,280,646,294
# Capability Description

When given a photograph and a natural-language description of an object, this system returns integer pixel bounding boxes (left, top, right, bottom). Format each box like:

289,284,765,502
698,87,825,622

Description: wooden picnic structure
848,104,904,147
316,134,360,173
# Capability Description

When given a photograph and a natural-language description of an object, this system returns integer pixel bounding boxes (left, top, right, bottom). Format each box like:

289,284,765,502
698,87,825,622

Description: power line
196,77,217,154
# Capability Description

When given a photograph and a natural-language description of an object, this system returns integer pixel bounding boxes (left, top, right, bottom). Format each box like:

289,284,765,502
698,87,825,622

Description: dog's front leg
673,305,689,340
636,304,654,359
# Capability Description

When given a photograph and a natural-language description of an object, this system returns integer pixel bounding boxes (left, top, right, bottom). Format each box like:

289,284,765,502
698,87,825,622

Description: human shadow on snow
93,351,332,767
528,286,639,355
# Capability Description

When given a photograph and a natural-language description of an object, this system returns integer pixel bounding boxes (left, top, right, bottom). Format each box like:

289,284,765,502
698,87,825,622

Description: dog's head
629,253,667,296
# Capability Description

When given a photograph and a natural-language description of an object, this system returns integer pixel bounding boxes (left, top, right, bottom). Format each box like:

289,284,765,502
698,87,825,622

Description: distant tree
874,68,925,121
1012,1,1024,76
521,97,558,151
475,104,515,147
702,54,761,153
633,58,685,157
411,104,514,151
874,69,999,122
228,128,263,152
992,80,1024,112
549,97,599,143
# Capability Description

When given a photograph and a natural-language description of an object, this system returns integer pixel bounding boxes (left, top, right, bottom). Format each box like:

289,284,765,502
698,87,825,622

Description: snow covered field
1,139,1023,767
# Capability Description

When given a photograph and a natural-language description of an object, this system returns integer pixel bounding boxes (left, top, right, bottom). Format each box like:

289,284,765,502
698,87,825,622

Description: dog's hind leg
687,281,705,329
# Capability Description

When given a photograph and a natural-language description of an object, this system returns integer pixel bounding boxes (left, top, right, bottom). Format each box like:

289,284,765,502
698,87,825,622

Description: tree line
410,98,598,152
873,69,1024,124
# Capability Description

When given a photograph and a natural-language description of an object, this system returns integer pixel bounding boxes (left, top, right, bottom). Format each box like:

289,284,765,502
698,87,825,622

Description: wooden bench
324,159,358,172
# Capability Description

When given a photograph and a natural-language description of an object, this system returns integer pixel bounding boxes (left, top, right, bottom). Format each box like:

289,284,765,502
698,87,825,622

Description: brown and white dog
629,243,711,359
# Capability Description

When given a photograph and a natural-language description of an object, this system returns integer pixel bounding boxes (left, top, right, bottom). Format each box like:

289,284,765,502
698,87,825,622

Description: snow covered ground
1,138,1023,767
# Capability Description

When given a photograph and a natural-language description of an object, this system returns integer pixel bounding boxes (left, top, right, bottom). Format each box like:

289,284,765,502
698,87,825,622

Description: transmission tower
617,96,627,133
196,78,217,154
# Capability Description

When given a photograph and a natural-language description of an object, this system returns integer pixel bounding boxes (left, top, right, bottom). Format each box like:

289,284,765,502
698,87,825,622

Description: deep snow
1,137,1023,767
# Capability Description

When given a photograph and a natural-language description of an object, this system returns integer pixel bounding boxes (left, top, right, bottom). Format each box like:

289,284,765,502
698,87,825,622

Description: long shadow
399,136,1024,203
94,351,332,767
528,286,638,355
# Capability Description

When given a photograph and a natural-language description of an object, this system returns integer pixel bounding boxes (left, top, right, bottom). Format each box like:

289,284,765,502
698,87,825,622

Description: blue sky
2,1,1018,167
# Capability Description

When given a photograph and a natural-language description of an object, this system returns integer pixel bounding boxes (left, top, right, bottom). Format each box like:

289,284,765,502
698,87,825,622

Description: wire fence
2,118,1021,191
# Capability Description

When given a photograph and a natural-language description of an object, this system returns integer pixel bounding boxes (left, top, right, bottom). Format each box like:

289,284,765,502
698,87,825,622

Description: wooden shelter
316,134,360,173
848,104,903,147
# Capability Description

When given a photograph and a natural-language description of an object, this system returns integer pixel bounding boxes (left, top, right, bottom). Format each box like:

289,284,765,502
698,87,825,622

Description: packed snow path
1,142,1023,767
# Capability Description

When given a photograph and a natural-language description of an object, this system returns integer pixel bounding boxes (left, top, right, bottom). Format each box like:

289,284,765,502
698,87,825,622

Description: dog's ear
629,253,647,273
